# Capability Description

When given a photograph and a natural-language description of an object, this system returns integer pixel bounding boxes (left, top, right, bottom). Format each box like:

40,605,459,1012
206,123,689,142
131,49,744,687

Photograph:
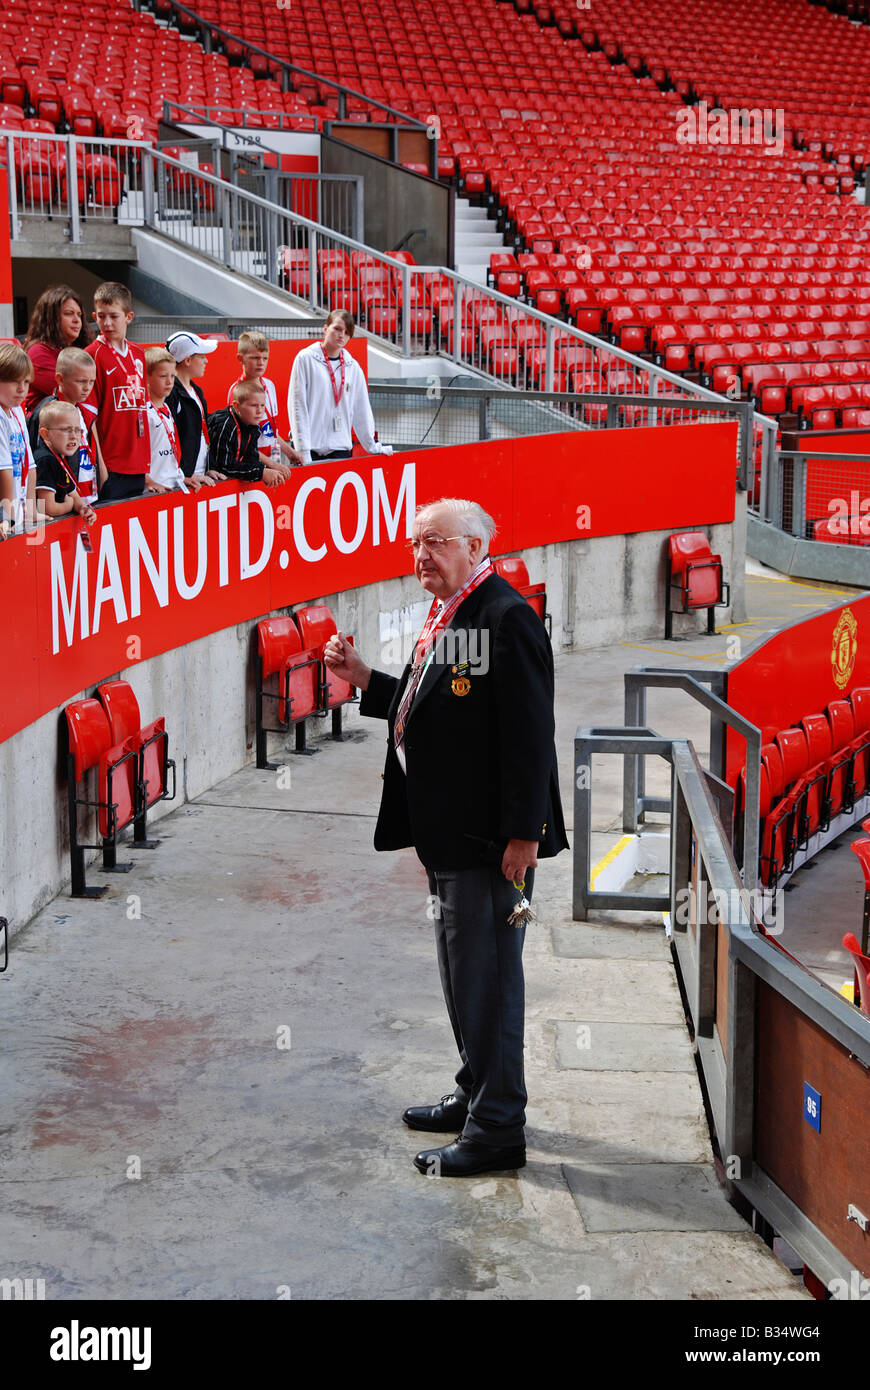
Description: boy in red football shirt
83,282,149,501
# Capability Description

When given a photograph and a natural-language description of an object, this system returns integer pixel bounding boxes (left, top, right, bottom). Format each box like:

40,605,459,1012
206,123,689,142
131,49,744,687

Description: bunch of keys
507,879,535,928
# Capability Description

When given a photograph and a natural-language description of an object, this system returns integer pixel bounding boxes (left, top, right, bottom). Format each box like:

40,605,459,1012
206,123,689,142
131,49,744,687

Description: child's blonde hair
39,400,79,431
0,343,34,382
56,347,95,377
145,347,176,373
232,379,266,406
237,330,269,356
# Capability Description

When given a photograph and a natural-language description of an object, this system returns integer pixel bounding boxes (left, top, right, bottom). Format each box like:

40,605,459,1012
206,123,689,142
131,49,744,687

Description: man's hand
501,838,539,884
323,630,371,691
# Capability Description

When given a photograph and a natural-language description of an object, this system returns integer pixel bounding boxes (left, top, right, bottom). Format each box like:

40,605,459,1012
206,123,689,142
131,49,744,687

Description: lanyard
46,444,81,496
99,335,145,432
5,409,29,490
321,349,346,407
157,405,181,462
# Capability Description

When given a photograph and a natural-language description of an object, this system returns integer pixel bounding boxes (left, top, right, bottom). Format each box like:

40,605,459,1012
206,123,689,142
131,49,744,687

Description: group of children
0,279,314,537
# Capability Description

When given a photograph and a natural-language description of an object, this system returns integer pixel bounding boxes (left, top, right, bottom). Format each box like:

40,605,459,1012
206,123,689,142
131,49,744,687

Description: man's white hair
415,498,497,548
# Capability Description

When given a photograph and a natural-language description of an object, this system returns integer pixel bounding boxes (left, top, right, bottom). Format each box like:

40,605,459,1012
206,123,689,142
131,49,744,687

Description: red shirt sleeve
24,343,60,415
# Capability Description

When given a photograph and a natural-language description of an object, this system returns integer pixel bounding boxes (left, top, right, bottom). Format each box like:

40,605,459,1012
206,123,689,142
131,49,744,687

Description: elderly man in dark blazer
324,497,568,1177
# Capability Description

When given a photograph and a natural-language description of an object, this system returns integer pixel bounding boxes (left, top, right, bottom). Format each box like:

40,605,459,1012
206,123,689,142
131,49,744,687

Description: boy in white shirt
0,343,37,538
287,309,392,466
145,348,212,493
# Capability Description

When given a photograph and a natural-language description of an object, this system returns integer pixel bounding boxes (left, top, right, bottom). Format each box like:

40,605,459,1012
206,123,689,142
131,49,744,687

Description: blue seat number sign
804,1082,821,1132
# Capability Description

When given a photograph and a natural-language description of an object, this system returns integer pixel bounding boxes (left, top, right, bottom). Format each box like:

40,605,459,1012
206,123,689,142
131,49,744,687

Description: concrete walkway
0,569,856,1300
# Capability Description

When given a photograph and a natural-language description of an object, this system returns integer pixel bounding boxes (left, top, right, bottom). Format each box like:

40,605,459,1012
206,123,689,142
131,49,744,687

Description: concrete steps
453,196,509,285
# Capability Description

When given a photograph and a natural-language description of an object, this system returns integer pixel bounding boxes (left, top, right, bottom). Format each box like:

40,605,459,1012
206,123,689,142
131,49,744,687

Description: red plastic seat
492,555,549,627
842,931,870,1015
95,679,174,828
294,604,356,730
665,532,727,638
256,616,320,764
64,697,136,898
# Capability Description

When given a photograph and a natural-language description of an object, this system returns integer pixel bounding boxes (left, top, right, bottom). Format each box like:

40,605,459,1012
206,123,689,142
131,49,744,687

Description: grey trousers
426,864,534,1148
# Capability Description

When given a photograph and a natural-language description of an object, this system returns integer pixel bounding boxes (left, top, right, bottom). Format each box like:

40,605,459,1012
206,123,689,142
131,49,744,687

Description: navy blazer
360,573,569,870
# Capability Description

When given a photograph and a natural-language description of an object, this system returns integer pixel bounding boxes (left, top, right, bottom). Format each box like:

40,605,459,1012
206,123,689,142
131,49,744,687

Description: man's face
412,506,483,600
234,393,266,427
323,317,349,355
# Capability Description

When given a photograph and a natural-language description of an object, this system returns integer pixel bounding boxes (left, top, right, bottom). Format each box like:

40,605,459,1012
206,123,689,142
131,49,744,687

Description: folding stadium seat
842,933,870,1015
95,680,175,847
255,617,321,766
795,714,833,844
293,605,357,738
492,555,549,630
64,697,139,898
665,532,728,639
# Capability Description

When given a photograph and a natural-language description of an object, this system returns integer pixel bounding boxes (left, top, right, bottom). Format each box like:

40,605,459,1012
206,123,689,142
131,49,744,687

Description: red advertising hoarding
2,420,737,744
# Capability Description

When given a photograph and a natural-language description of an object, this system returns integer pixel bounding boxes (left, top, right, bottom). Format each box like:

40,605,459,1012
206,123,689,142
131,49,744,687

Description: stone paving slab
564,1163,748,1234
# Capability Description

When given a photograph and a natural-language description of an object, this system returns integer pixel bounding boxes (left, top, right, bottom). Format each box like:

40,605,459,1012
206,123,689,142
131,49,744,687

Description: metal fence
574,699,870,1287
369,384,756,463
128,316,325,344
4,131,147,232
758,442,870,543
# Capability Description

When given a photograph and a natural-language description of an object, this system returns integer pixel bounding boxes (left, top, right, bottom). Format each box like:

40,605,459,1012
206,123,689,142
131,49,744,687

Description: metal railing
760,444,870,541
4,131,148,233
574,718,870,1287
128,316,324,343
4,130,775,471
143,0,437,167
368,384,756,460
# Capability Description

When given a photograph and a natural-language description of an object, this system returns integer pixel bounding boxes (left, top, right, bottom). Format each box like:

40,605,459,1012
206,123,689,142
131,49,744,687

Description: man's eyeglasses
406,534,470,554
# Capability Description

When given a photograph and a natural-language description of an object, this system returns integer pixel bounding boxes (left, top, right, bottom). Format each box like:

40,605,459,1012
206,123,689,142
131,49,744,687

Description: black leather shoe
413,1135,526,1177
402,1093,468,1132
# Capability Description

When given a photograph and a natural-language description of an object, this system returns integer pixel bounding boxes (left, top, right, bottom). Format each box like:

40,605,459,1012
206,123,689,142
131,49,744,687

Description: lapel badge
451,676,471,697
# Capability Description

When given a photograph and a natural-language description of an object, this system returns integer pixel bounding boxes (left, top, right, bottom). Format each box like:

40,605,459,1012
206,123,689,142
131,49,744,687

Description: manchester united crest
832,608,858,691
451,676,471,697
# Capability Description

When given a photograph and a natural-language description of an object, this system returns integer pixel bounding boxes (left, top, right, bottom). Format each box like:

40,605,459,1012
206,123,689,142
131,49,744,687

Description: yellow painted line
619,643,716,660
591,835,633,888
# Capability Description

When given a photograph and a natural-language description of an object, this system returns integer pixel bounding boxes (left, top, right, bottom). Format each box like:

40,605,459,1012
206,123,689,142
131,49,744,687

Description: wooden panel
716,919,729,1052
397,130,430,167
328,126,390,159
756,981,870,1275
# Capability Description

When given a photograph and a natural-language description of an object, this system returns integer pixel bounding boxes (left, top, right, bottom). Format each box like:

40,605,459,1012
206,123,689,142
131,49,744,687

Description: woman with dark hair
23,286,92,414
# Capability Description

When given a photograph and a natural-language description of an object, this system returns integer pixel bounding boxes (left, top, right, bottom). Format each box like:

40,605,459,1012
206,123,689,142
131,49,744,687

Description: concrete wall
2,509,742,939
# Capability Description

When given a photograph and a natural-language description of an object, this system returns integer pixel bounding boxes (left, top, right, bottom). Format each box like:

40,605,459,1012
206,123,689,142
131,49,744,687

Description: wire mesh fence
368,385,751,450
128,317,324,343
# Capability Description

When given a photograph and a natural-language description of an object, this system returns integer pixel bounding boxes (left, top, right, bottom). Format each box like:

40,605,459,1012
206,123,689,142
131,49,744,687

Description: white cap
165,331,219,362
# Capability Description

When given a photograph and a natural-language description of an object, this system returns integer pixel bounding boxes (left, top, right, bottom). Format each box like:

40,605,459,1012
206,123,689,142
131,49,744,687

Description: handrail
574,720,870,1285
153,0,428,131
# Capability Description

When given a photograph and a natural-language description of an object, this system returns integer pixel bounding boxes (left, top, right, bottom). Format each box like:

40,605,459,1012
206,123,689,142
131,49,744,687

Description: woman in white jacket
287,309,392,466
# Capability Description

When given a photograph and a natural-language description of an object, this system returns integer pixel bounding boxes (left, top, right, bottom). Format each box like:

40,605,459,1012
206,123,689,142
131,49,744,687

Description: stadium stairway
453,196,510,285
0,567,836,1299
